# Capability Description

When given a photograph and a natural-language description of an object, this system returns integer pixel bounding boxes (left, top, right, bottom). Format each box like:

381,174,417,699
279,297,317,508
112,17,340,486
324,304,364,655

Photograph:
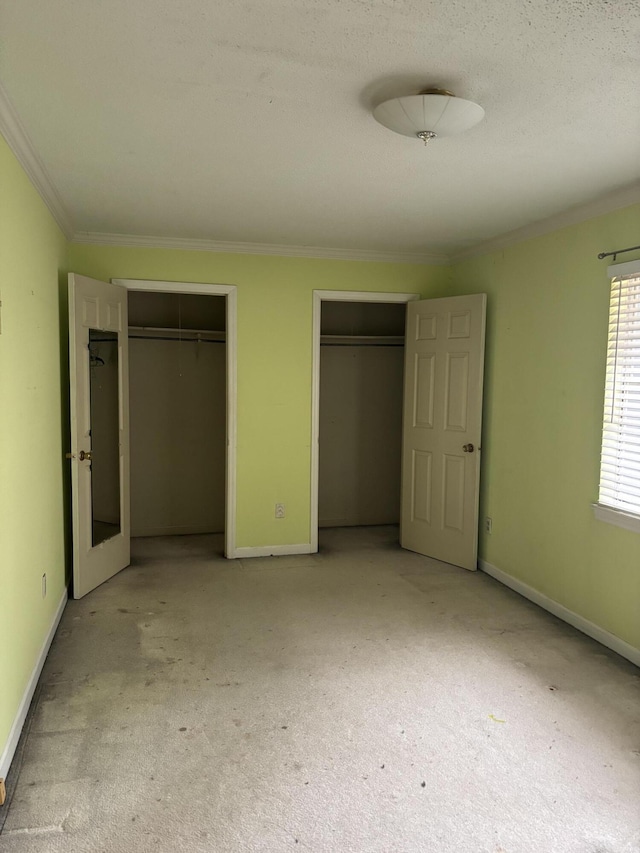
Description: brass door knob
462,443,475,453
79,450,93,461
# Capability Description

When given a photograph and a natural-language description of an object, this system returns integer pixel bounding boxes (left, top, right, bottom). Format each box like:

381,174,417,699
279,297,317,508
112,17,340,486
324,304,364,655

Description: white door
400,294,486,570
68,273,130,598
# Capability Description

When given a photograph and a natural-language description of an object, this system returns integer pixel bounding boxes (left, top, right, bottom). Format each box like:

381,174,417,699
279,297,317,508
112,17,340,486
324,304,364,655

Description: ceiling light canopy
373,88,484,145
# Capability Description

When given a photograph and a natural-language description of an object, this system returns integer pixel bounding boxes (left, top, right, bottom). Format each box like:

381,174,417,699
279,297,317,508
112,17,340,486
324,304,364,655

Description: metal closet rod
597,244,640,260
128,335,224,343
91,336,224,344
320,341,404,347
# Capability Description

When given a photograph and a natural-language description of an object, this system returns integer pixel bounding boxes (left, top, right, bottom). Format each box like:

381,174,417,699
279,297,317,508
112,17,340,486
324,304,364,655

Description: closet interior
127,291,226,538
318,300,406,530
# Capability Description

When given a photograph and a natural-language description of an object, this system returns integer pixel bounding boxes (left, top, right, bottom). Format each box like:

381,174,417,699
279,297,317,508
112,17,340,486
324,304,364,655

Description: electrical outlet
42,573,47,598
485,517,493,535
275,503,285,519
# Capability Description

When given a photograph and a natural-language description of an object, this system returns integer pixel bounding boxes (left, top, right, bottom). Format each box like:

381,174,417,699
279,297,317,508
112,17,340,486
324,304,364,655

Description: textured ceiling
1,0,639,255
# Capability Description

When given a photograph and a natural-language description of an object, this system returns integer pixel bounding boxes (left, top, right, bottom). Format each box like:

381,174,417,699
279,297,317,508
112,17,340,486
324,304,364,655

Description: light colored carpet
2,526,639,852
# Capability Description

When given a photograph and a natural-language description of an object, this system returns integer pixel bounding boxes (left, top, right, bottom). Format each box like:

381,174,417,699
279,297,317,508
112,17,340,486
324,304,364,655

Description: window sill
592,503,640,534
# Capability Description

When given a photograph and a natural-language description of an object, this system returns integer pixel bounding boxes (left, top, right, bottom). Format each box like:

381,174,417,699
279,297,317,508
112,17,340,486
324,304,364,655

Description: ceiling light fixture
373,88,484,145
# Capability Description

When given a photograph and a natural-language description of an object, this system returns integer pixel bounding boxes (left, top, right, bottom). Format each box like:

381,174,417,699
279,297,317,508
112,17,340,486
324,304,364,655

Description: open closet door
401,294,486,570
68,273,130,598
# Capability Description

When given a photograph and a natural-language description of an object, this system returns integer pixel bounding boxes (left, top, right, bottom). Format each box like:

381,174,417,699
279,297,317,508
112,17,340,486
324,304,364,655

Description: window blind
598,264,640,516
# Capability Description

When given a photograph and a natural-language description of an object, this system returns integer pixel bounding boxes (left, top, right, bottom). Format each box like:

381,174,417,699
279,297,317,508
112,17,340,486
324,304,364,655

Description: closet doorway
311,290,486,570
115,279,237,563
311,291,418,551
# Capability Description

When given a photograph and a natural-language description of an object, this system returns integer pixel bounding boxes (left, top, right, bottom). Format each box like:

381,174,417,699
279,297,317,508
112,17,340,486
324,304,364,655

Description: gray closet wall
319,301,406,527
128,292,226,536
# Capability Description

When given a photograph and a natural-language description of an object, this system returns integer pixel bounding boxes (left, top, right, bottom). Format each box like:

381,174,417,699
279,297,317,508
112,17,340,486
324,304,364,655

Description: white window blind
598,260,640,519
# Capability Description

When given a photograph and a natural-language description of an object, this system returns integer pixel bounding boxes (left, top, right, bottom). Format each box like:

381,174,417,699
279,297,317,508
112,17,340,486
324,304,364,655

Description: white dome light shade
373,92,484,142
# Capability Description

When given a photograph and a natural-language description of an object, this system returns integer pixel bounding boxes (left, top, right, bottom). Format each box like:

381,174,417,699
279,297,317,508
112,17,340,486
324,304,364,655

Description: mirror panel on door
88,329,122,546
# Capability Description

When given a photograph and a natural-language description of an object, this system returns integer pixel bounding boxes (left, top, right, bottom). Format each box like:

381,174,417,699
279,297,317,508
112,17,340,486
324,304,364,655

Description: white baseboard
0,589,68,779
479,560,640,668
233,543,314,559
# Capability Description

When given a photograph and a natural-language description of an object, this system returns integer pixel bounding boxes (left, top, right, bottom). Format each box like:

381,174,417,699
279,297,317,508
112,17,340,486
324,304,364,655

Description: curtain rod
597,244,640,260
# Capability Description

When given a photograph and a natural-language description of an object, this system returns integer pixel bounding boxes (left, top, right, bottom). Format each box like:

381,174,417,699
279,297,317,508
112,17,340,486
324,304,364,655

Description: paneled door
400,294,486,570
68,273,130,598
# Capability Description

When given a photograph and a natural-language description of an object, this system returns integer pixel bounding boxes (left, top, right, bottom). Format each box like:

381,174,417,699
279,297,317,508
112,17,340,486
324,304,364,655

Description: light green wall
67,244,449,549
450,204,640,650
3,126,638,777
0,136,68,760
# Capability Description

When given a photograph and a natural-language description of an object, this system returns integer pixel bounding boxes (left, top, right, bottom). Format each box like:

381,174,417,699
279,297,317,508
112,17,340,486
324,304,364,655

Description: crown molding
73,179,639,266
70,231,448,265
3,66,635,267
0,82,74,238
451,182,640,263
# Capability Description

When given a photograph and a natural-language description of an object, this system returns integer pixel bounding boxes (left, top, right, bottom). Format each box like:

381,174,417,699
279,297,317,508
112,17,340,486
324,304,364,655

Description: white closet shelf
320,334,405,346
128,326,225,342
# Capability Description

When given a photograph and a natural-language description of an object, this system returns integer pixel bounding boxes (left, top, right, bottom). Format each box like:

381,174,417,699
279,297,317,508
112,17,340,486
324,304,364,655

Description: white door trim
112,279,238,558
310,290,420,551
